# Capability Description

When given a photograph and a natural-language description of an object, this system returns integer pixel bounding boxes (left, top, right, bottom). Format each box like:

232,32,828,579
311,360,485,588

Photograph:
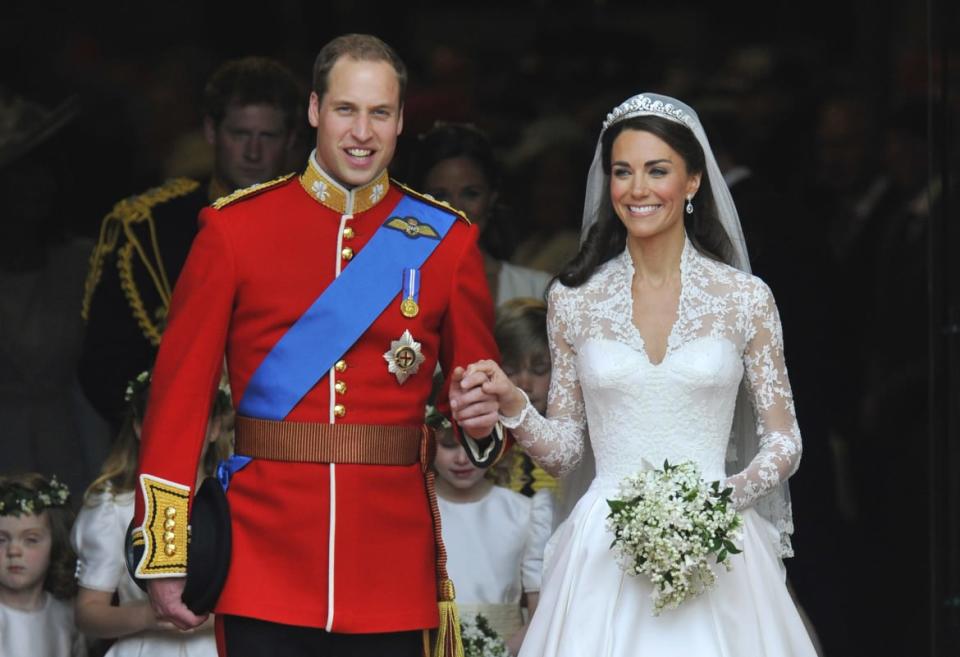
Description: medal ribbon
238,195,457,420
402,268,420,310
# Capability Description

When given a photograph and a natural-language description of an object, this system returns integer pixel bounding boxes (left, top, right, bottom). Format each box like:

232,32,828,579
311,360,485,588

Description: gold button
164,531,176,543
342,226,355,240
164,507,177,519
334,403,346,417
164,544,177,557
334,380,346,395
335,360,347,373
341,247,354,260
164,518,176,531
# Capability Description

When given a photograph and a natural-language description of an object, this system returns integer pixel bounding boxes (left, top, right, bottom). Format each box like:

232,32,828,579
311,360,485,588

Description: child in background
495,298,559,497
0,472,86,656
430,405,553,656
70,371,231,657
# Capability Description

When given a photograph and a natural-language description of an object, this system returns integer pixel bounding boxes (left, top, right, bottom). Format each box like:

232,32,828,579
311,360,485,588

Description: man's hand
147,578,208,630
450,359,530,436
449,364,500,438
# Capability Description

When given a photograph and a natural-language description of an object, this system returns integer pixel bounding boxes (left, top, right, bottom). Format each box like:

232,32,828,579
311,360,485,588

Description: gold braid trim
117,240,163,346
211,172,296,210
81,178,200,339
81,203,124,321
392,180,471,225
135,474,191,578
421,424,464,657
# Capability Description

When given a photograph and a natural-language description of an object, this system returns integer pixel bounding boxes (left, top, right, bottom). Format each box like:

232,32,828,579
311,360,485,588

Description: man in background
79,56,303,428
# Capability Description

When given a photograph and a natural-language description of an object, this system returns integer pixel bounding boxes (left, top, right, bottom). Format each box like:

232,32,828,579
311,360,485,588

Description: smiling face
422,156,497,230
308,57,403,188
609,129,701,242
0,513,52,602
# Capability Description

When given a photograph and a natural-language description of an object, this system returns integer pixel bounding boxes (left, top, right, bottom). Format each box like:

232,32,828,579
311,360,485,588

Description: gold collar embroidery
299,151,390,215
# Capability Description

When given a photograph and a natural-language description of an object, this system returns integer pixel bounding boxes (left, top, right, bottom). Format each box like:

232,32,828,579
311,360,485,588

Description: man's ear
307,92,321,128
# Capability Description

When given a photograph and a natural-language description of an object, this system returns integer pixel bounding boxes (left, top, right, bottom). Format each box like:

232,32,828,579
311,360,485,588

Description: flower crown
0,476,70,516
425,404,452,430
125,370,232,406
603,94,696,131
124,369,151,403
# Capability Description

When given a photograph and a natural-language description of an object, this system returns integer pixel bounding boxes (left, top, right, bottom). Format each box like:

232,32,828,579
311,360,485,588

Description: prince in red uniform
132,34,506,657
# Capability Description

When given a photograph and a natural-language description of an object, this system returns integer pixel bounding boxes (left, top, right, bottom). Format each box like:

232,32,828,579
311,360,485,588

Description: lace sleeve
502,286,588,477
724,280,802,509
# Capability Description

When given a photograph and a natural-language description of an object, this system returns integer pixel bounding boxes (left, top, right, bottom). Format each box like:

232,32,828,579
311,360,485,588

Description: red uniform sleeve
131,209,237,577
436,223,512,465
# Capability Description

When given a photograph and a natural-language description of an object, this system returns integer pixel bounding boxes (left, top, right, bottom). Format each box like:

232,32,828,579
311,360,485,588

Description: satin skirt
518,481,819,657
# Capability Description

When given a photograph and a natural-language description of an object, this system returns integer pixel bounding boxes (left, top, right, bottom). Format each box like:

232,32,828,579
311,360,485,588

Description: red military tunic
133,155,505,633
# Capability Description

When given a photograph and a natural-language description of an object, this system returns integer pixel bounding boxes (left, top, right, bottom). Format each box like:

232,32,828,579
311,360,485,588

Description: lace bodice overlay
505,239,801,514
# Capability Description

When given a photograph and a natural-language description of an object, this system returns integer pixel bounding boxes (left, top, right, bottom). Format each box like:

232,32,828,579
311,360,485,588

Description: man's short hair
202,56,303,130
312,34,407,106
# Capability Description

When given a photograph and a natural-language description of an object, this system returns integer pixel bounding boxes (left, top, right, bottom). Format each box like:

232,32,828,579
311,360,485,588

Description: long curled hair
558,115,735,288
85,373,233,501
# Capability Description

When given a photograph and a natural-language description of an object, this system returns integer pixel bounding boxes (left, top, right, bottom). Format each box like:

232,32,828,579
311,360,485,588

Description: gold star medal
399,268,421,318
383,329,426,384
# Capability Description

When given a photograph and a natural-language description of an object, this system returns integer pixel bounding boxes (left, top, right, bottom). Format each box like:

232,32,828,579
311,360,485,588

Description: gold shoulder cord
211,172,295,210
391,180,471,225
81,178,201,345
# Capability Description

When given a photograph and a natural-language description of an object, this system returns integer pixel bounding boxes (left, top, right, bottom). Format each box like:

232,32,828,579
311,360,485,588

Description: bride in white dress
454,93,818,656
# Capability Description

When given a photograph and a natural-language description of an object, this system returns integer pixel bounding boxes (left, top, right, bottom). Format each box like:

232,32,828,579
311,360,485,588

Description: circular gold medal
400,297,419,318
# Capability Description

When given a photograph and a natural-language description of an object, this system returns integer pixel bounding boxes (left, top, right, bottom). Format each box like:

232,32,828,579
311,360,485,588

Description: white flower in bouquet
460,613,510,657
606,460,743,615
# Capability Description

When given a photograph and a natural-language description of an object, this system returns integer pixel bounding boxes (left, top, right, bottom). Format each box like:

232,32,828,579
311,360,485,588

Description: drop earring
685,197,694,214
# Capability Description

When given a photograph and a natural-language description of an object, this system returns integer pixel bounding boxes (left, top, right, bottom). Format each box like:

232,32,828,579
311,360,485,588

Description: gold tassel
433,578,464,657
422,434,464,657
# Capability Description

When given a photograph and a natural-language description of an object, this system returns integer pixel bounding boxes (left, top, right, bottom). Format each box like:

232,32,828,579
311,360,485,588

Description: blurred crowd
1,3,957,655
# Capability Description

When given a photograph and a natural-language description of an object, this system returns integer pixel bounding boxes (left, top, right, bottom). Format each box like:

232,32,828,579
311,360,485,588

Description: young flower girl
70,371,231,657
0,472,86,656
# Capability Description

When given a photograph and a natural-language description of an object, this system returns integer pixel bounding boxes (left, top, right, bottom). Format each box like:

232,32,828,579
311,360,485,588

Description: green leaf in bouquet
607,499,630,515
717,548,728,563
723,539,742,554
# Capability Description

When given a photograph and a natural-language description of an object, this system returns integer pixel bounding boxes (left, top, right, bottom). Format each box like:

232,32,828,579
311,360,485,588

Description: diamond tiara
602,95,696,131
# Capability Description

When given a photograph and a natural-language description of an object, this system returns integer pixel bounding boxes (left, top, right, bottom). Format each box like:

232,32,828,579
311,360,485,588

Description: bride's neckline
620,238,693,366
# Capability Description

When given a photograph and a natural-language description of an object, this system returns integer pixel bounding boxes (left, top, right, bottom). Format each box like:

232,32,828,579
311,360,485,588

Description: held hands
147,578,208,631
450,360,527,430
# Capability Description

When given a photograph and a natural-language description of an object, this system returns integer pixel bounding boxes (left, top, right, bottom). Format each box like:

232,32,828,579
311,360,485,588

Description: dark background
3,0,959,654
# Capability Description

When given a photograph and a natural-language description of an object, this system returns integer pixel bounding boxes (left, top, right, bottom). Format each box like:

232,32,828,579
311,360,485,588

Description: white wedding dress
509,240,818,656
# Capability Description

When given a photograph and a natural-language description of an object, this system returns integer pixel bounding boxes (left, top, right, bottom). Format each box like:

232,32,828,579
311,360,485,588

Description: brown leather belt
234,415,431,466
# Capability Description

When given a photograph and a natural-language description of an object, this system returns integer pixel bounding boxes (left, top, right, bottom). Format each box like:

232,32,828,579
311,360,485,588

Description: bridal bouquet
460,614,510,657
606,460,743,615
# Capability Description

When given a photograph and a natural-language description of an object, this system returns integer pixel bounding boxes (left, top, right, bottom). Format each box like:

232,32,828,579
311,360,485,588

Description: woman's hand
456,359,528,419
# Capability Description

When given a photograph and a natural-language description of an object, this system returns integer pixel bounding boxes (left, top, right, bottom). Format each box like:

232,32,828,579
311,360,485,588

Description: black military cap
125,476,232,615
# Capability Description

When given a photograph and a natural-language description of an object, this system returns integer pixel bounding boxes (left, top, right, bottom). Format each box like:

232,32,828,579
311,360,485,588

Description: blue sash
237,195,457,420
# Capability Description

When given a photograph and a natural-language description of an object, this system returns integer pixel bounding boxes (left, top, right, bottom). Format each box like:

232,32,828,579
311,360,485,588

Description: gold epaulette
391,179,471,225
211,172,296,210
135,474,191,578
81,177,201,324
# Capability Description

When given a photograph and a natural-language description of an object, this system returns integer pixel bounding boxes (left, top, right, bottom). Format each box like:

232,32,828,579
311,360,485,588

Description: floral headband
125,370,232,406
425,404,452,430
0,476,70,516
